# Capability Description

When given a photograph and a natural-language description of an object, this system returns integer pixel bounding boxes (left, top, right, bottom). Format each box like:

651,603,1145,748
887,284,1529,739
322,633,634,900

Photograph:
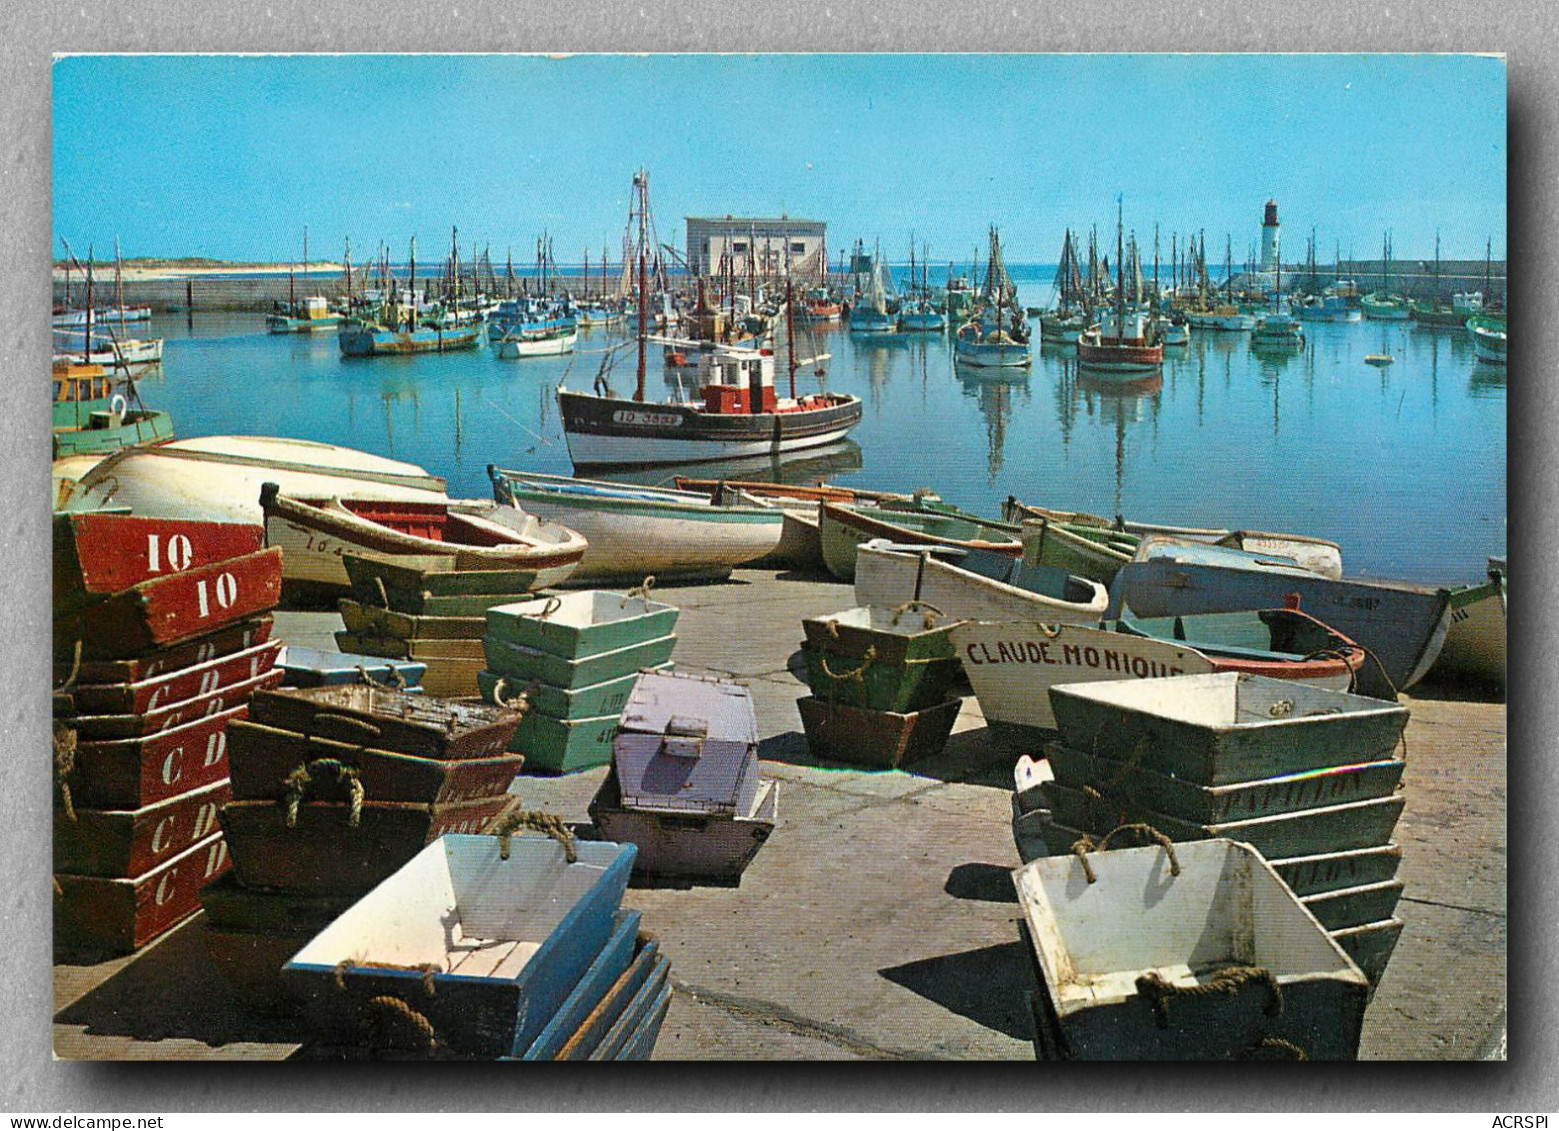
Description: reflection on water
129,307,1504,581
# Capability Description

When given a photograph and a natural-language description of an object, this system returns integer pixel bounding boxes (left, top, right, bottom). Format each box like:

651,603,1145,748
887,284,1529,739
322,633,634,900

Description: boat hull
818,501,1020,581
556,389,863,469
1430,575,1506,687
953,339,1033,368
1076,337,1163,375
338,325,483,356
497,330,578,358
853,543,1107,627
1110,551,1452,696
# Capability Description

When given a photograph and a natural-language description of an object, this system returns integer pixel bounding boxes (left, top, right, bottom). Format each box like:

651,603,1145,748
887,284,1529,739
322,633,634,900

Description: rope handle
1070,822,1181,884
55,639,83,694
283,758,366,829
1135,965,1284,1029
889,599,947,630
620,575,656,607
361,995,439,1054
535,595,562,619
817,644,877,683
356,664,407,691
485,799,577,862
371,575,391,610
490,677,534,716
53,723,79,823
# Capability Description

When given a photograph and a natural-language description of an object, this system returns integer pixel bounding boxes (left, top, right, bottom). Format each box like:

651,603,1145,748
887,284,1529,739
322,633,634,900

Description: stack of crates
335,552,545,698
203,685,526,1008
795,604,966,768
52,513,284,957
1030,671,1411,987
477,590,679,773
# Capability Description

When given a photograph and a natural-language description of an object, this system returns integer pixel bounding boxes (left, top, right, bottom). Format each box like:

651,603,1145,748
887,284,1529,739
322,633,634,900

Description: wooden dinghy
246,685,523,760
1004,497,1344,581
853,541,1108,626
1047,672,1409,787
818,500,1020,582
709,484,824,570
800,603,967,715
489,466,784,583
259,484,587,593
1016,517,1139,585
282,834,637,1059
54,547,284,661
1013,837,1370,1060
1428,558,1505,688
953,608,1367,732
1110,536,1454,697
57,436,449,525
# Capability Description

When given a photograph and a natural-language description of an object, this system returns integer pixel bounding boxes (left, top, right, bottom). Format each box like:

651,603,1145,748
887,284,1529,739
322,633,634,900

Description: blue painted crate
282,833,635,1059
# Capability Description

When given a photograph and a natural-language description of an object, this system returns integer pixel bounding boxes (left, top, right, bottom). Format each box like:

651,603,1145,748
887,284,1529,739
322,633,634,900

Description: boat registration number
612,409,682,427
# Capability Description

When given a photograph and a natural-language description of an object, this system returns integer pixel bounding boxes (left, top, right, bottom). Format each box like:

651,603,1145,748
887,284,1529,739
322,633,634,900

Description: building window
733,242,748,253
791,242,806,254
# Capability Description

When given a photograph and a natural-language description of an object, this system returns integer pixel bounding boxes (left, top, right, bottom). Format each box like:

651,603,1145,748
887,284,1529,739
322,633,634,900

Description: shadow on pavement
878,942,1034,1041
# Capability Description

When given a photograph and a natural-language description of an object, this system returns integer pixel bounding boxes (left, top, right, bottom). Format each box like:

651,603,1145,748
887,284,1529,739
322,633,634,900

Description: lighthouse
1260,199,1280,274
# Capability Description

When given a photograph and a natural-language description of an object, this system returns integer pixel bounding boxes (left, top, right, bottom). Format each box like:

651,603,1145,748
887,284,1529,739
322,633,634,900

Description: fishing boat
797,286,843,324
1364,353,1394,367
818,499,1020,582
1361,232,1411,320
897,241,946,332
688,484,823,570
52,360,174,459
54,331,166,371
1077,203,1163,378
1110,535,1453,698
488,467,783,583
267,231,342,333
1298,293,1362,323
282,833,637,1059
1015,837,1370,1060
1038,230,1090,346
57,436,449,525
952,227,1032,368
1428,558,1505,688
1004,497,1343,580
853,541,1107,625
339,232,484,356
1250,303,1305,350
497,323,578,359
556,266,860,469
258,485,588,592
847,241,898,334
1467,314,1507,365
952,606,1365,733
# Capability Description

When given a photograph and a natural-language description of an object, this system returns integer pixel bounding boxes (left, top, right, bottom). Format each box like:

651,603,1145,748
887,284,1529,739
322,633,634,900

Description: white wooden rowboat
488,467,783,583
58,436,449,524
259,487,587,591
853,541,1108,625
1429,559,1505,688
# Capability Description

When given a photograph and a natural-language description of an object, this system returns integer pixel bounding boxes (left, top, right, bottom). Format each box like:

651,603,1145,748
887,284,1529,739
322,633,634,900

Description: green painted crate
344,553,549,603
800,605,963,665
476,664,672,721
484,591,679,659
512,708,620,773
800,642,964,714
339,599,486,641
484,633,677,690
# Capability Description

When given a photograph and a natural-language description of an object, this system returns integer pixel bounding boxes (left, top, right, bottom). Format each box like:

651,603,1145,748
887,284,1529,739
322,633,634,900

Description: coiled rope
283,759,365,829
53,723,79,823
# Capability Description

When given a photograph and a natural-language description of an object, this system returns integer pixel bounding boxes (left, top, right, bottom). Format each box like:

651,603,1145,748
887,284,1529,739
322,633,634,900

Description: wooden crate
55,832,231,957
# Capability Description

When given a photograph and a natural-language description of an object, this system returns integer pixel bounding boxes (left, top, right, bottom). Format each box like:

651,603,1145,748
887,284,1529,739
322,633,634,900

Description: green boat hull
52,409,174,459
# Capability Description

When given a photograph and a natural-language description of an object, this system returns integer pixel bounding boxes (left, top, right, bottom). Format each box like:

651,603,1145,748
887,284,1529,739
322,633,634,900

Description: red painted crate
54,513,263,612
66,639,282,716
54,831,231,956
55,779,231,878
54,616,275,688
66,667,285,741
55,547,283,660
66,702,248,810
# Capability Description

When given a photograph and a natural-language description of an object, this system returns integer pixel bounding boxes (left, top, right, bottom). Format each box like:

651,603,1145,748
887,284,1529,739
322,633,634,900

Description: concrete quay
51,567,1506,1063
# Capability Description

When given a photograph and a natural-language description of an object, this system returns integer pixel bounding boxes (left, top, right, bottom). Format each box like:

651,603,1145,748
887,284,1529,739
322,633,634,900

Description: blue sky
52,53,1506,265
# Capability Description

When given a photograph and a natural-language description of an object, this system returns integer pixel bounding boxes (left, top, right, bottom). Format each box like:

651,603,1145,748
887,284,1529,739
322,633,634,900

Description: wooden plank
65,668,285,741
67,639,282,716
616,982,673,1060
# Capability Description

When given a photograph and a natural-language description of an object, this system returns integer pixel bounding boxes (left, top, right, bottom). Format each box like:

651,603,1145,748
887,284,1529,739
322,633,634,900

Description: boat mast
114,237,125,336
1152,224,1159,310
1116,197,1125,338
84,245,94,364
1225,235,1233,305
408,236,417,330
635,249,647,402
786,277,798,400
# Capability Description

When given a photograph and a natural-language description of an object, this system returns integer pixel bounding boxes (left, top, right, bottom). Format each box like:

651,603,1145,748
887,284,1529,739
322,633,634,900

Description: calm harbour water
127,286,1505,586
